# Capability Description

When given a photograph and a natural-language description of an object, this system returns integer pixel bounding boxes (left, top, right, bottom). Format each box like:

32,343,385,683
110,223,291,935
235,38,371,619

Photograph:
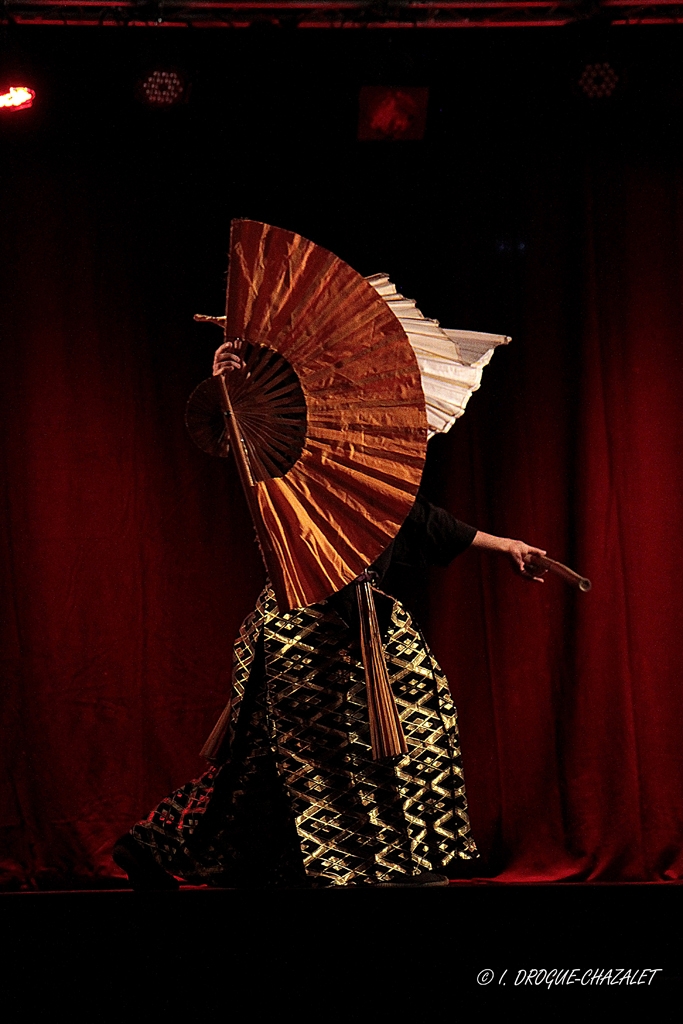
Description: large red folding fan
186,219,428,613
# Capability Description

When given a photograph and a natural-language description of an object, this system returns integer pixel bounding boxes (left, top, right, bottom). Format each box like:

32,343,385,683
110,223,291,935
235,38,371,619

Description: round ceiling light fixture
137,69,188,108
578,62,620,100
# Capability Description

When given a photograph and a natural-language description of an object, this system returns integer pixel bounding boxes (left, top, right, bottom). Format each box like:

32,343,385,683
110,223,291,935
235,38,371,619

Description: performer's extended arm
471,530,546,581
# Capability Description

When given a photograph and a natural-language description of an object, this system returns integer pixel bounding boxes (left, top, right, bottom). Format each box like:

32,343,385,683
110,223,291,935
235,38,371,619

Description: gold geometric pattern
229,584,478,885
131,584,478,887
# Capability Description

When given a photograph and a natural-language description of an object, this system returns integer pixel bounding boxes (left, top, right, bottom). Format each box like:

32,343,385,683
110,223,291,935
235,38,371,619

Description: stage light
578,63,619,99
0,86,35,112
358,87,429,141
137,69,188,108
496,239,527,255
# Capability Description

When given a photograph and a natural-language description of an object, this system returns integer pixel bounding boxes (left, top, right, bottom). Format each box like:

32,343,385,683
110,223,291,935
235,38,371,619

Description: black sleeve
327,494,477,629
388,493,477,570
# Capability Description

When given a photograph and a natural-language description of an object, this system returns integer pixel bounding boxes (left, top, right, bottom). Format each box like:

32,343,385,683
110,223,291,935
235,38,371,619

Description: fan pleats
224,220,427,611
365,273,510,438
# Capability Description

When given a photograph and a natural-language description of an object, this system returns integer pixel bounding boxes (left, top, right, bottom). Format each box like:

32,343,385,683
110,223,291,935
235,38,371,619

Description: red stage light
578,63,619,99
0,86,35,112
358,87,429,141
138,69,187,107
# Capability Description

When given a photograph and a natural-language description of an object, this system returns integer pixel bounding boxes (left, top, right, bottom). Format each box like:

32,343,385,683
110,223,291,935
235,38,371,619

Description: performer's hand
471,532,547,582
508,541,548,582
213,342,245,375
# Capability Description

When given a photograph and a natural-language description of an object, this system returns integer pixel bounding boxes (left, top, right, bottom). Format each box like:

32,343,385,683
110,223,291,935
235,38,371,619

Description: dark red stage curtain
2,153,683,887
0,160,264,887
428,155,683,882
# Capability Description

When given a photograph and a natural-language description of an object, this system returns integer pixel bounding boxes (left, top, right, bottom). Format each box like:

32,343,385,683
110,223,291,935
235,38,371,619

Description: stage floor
1,883,680,1018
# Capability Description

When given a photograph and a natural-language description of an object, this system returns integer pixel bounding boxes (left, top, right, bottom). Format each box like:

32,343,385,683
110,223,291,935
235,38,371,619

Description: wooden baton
525,554,592,592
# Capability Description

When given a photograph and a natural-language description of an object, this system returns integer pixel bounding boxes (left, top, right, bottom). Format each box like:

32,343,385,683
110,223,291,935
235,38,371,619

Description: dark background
2,24,683,888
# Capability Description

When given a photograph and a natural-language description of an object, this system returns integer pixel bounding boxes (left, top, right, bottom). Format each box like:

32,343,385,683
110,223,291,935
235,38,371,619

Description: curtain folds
2,149,683,886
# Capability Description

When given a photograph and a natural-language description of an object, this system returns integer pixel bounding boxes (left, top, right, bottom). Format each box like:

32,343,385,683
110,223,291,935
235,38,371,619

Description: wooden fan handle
526,554,592,592
200,697,233,763
356,574,408,761
216,375,283,600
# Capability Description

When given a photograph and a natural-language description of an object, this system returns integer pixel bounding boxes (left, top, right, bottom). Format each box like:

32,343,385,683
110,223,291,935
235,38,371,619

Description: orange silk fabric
225,219,427,611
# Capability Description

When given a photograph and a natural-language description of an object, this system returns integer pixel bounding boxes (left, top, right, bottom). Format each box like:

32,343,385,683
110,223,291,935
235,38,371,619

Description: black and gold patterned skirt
130,585,478,887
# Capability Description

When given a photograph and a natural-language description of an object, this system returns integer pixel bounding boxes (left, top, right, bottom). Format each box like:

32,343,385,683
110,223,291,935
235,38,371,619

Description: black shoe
112,833,180,892
374,871,450,888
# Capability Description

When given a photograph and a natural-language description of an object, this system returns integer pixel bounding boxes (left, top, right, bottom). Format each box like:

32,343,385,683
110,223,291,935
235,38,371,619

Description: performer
112,342,546,890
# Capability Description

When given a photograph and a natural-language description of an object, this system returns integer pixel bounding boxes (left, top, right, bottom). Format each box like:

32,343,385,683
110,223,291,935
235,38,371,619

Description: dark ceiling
2,0,683,29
